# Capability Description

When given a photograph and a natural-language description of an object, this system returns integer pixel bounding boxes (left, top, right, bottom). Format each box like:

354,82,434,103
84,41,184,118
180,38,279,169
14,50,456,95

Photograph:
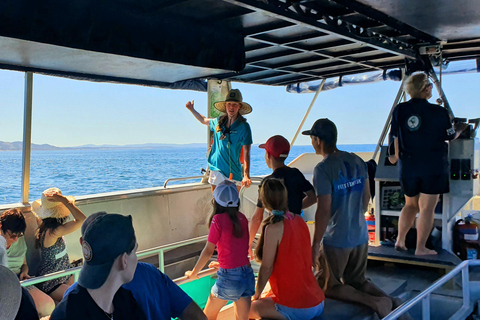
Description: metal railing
21,235,210,288
163,175,205,188
383,260,480,320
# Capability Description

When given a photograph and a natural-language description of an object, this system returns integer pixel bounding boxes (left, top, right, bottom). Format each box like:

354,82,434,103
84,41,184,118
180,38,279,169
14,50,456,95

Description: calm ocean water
0,144,375,205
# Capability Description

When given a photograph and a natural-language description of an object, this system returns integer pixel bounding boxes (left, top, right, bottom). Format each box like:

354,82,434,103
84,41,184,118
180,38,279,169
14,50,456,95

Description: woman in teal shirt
186,89,253,191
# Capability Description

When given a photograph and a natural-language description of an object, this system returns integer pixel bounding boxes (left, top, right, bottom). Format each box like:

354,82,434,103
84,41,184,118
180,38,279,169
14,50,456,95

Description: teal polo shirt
208,117,252,181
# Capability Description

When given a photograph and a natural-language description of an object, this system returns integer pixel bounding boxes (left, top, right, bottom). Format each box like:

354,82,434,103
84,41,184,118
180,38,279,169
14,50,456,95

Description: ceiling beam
222,0,418,58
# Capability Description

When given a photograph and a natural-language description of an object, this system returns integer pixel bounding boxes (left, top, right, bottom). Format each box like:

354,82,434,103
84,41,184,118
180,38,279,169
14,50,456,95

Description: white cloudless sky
1,66,479,147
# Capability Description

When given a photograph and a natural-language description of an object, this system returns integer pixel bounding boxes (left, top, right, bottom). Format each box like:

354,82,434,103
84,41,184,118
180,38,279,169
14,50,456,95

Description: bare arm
186,100,210,125
185,241,215,279
302,189,317,209
248,207,264,255
19,257,30,280
49,194,87,238
312,194,331,266
242,144,252,187
363,177,371,213
254,223,283,300
179,301,207,320
388,137,399,164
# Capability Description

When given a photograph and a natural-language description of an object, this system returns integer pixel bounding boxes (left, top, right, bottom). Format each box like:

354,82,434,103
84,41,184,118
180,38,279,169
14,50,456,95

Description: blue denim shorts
211,264,255,301
275,301,324,320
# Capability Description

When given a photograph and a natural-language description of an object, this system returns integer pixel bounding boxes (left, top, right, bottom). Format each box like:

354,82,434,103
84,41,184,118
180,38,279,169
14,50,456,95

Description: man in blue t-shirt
63,212,206,320
303,119,394,319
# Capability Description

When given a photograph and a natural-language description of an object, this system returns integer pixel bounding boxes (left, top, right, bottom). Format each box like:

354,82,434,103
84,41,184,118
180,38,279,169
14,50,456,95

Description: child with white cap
185,180,254,320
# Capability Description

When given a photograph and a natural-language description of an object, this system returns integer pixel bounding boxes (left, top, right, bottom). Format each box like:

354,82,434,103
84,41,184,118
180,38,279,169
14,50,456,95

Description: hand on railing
208,261,220,270
185,270,199,280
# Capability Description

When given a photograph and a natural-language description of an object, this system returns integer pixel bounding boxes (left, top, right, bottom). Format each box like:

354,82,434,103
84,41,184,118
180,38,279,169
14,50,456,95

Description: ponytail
255,178,289,261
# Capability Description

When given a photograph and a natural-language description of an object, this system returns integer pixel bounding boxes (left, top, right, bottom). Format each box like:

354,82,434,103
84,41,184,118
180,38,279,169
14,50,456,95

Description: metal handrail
239,177,263,206
383,260,480,320
163,175,205,188
21,235,209,287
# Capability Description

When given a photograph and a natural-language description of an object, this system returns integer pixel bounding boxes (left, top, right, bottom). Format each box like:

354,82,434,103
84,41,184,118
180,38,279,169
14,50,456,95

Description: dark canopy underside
0,0,479,89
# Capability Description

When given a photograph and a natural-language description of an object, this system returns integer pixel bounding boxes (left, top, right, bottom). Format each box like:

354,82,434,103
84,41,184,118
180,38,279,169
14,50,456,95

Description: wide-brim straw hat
214,89,252,115
0,265,22,320
32,187,75,219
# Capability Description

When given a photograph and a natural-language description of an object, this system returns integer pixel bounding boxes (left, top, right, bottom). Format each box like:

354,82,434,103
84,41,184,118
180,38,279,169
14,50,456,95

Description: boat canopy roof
0,0,479,90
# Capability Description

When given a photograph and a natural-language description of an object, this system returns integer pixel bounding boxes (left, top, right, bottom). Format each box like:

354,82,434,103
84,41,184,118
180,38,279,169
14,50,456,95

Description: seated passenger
0,208,55,317
250,178,325,320
64,211,207,320
185,181,255,320
33,188,86,302
249,135,316,256
0,265,39,320
50,213,146,320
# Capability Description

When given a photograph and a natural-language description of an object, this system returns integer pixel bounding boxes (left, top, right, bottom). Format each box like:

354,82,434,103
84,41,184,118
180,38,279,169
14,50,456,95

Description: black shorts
400,173,449,197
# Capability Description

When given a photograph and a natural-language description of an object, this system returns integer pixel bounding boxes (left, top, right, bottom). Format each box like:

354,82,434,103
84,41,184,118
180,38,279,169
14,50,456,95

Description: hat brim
214,101,252,115
0,266,22,319
258,143,266,149
302,130,313,136
32,196,75,219
78,260,114,289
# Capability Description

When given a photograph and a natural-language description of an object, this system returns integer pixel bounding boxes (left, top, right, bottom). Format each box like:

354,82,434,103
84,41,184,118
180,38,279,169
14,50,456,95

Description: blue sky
0,65,479,147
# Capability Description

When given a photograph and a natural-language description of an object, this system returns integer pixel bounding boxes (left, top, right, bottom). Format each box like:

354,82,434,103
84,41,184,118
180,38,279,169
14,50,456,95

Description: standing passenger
303,119,394,318
185,181,254,320
389,72,466,255
33,188,86,302
248,135,316,256
186,89,253,191
250,178,324,320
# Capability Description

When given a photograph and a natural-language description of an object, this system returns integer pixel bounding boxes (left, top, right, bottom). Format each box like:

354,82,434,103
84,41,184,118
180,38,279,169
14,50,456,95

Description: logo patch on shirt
407,115,421,131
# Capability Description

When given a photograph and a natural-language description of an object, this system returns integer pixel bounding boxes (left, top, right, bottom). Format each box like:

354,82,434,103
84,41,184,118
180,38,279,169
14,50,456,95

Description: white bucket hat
0,265,22,320
214,89,252,115
32,188,75,219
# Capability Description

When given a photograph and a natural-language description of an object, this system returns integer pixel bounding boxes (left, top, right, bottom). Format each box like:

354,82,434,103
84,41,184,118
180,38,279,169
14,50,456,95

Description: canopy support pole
291,78,326,147
427,57,454,121
21,72,33,204
372,69,406,160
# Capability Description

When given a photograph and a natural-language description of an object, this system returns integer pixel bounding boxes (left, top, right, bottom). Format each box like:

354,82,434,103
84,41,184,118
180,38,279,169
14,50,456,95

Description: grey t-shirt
313,151,369,248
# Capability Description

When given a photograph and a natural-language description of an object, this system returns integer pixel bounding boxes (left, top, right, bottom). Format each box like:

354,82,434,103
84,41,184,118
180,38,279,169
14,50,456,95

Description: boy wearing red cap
248,135,316,254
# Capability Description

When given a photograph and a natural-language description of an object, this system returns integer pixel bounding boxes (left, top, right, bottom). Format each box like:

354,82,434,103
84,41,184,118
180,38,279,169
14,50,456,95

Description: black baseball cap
302,118,337,143
78,213,136,289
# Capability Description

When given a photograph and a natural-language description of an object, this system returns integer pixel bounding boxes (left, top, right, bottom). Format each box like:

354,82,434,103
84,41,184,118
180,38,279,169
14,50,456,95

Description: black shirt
390,98,455,176
50,285,147,320
257,166,314,215
15,287,39,320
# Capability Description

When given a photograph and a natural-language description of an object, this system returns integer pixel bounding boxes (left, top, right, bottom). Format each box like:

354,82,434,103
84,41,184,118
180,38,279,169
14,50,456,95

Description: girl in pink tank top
250,178,324,320
185,181,254,320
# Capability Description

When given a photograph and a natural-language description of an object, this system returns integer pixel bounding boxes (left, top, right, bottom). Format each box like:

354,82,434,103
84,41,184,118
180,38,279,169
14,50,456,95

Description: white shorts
208,170,242,186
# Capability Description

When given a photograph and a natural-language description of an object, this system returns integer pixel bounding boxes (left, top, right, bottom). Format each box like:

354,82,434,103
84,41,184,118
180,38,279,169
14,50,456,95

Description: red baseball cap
259,135,290,158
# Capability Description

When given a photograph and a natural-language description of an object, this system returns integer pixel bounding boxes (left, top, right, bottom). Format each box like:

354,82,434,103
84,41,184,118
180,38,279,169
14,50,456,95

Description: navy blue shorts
211,265,255,301
400,173,449,197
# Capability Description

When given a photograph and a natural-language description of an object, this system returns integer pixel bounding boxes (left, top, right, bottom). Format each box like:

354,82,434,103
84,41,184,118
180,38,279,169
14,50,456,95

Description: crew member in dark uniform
389,72,465,256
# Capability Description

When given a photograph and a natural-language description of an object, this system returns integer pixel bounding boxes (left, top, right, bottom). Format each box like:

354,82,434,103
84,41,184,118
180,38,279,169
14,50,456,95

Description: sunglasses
7,231,24,239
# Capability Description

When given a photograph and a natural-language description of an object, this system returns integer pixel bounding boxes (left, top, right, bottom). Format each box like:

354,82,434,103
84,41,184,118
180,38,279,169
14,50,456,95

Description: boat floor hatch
368,246,462,272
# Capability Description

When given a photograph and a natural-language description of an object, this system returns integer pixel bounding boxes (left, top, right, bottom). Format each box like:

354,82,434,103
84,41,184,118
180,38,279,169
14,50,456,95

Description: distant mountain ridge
0,141,207,151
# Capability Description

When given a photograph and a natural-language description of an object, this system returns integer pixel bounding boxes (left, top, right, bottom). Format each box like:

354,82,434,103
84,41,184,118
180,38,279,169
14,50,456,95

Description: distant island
0,141,207,151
